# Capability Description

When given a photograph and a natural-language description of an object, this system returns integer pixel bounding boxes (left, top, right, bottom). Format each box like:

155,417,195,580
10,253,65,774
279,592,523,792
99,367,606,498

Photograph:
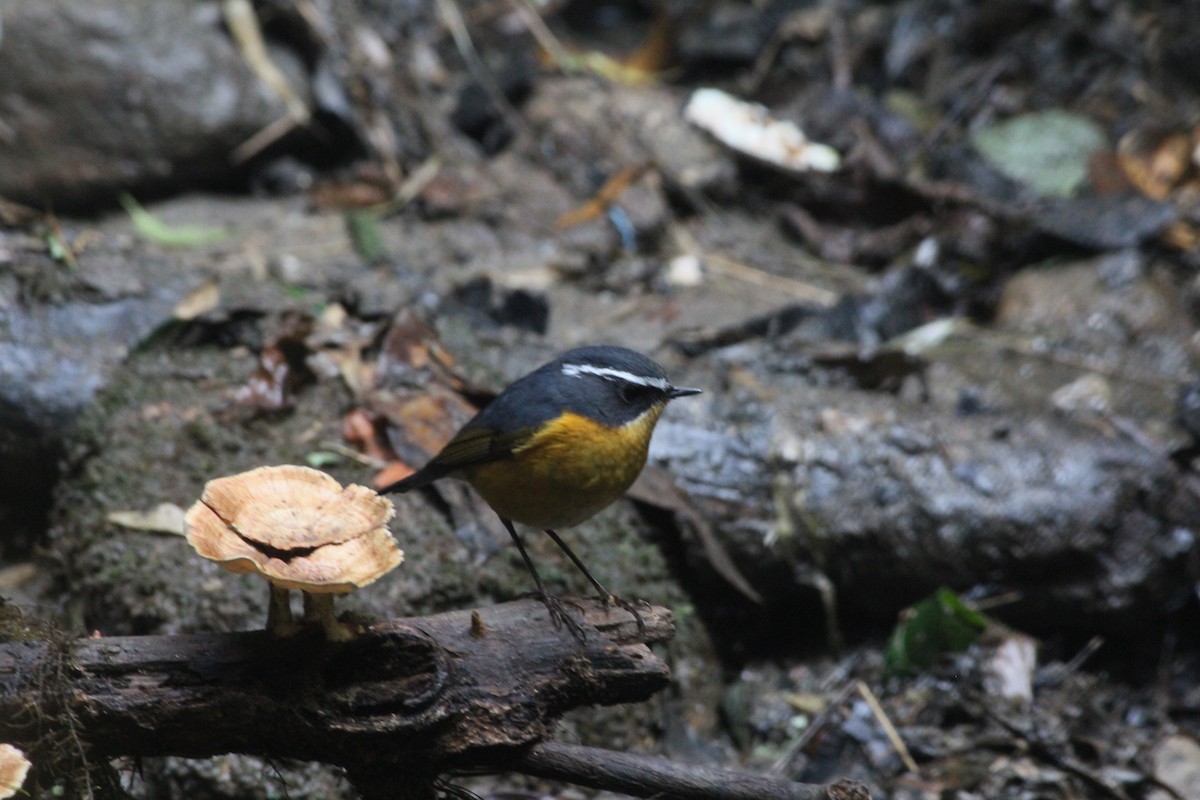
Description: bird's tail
379,466,441,494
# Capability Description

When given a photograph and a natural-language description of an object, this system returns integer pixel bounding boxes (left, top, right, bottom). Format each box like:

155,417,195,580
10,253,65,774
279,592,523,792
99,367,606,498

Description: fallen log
0,598,869,799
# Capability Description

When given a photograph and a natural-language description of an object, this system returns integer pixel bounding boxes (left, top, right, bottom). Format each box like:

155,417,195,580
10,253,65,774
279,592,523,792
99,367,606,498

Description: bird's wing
382,423,532,493
428,423,532,471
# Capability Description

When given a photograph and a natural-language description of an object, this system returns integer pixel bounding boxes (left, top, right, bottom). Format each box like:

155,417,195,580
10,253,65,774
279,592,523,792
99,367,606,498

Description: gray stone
0,0,304,206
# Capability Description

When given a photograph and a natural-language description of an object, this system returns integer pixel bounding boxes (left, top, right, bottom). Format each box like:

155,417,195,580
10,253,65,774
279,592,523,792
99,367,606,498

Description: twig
223,0,309,123
771,681,858,775
381,155,444,212
316,441,387,469
828,10,851,91
224,0,311,161
1062,636,1104,674
703,253,840,306
515,741,870,800
966,590,1022,613
770,681,916,779
556,163,653,229
995,335,1183,390
854,681,919,775
982,706,1134,800
232,115,303,163
920,55,1013,153
670,225,841,306
912,323,1186,391
510,0,573,68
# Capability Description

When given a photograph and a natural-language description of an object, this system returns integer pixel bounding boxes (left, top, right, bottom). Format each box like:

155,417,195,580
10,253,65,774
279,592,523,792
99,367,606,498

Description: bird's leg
544,528,645,633
499,517,584,638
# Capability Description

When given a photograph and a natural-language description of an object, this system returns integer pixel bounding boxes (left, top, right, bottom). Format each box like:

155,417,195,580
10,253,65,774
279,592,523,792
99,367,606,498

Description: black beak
669,385,703,399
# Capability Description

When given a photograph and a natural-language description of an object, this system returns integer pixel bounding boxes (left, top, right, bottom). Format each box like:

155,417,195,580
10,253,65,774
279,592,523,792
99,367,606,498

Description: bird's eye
618,383,651,403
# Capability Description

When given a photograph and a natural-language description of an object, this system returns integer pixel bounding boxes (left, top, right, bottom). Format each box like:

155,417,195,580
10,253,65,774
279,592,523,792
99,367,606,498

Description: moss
182,416,223,453
0,598,55,643
45,337,345,633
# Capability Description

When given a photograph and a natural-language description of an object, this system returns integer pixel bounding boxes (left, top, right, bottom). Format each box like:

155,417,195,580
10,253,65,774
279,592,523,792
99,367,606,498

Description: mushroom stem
266,584,300,637
303,592,354,641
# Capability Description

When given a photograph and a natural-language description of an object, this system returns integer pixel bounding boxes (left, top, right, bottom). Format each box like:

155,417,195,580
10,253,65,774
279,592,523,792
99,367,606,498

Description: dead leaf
384,392,470,458
234,315,316,411
173,279,221,320
106,502,188,536
629,466,763,605
374,311,462,389
557,163,653,229
373,461,417,490
342,407,392,464
1118,126,1194,200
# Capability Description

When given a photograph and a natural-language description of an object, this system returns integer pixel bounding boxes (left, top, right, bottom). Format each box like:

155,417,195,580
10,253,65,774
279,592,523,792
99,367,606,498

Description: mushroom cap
0,744,31,800
185,465,402,593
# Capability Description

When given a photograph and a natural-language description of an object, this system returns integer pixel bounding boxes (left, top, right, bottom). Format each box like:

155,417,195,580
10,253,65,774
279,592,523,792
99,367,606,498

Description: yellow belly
465,406,664,529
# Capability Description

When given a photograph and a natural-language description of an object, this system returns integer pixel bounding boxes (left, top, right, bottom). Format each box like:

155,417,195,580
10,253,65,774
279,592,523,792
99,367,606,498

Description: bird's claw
601,593,646,633
521,590,587,640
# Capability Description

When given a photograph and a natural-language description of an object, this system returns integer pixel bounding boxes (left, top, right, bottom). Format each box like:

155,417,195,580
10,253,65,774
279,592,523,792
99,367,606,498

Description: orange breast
465,405,665,529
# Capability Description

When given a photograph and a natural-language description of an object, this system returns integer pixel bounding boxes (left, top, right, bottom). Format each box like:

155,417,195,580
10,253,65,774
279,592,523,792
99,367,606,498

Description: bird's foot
600,592,646,634
521,590,587,640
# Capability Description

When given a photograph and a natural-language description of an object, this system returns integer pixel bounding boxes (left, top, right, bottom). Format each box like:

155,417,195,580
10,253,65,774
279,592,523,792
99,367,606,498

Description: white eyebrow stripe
561,362,671,391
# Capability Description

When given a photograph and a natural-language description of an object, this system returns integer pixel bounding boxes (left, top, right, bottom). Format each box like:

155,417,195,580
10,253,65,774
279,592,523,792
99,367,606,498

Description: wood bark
0,599,668,765
0,597,869,799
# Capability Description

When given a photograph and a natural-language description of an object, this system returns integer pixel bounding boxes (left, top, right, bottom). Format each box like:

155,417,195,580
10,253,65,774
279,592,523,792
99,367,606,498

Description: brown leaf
1118,126,1194,200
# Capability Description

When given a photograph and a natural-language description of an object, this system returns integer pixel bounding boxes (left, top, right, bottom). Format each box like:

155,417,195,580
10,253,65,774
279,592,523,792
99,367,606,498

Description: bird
381,345,701,631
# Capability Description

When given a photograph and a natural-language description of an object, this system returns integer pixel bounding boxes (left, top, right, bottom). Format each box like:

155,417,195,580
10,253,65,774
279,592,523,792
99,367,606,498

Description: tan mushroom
185,465,402,640
0,744,31,800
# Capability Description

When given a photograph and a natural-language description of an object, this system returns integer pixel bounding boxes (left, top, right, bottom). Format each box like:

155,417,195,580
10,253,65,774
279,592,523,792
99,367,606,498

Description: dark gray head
547,345,701,426
465,345,701,436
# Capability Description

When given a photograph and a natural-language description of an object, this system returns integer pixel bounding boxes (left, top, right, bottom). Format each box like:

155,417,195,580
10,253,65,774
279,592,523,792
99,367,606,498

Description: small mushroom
185,465,402,640
0,744,31,800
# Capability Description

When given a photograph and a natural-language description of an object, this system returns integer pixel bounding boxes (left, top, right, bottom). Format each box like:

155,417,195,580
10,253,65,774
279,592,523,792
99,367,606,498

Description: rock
1028,195,1177,250
1149,735,1200,800
996,257,1183,340
992,255,1193,424
649,364,1200,647
523,77,737,198
0,241,193,557
0,195,360,559
0,0,305,207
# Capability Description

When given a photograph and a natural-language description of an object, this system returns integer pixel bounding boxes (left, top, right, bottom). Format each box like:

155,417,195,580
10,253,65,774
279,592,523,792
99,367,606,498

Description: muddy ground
2,1,1200,798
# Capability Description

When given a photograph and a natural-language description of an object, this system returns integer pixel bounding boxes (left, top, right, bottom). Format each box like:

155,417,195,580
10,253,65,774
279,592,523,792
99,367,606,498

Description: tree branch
514,742,871,800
